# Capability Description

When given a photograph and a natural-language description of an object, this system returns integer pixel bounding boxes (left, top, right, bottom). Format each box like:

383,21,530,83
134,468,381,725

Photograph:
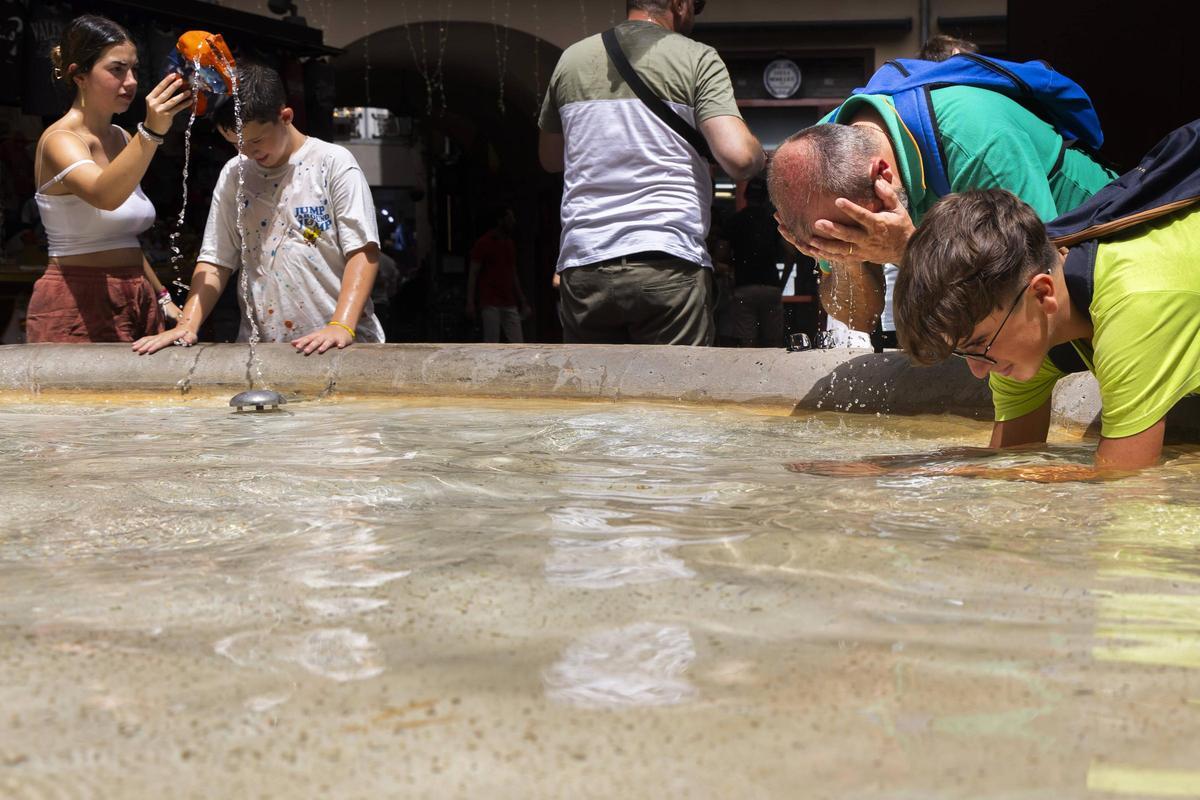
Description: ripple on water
545,534,746,589
543,622,698,709
214,627,383,682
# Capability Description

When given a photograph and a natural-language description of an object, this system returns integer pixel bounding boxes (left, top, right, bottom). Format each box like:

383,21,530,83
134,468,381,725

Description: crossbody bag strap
601,28,715,163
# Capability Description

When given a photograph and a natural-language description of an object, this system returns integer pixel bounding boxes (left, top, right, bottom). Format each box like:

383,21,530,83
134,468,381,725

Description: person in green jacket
767,87,1116,331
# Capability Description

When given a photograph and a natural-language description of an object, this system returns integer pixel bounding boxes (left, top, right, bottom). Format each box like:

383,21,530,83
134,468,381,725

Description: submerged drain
230,389,286,412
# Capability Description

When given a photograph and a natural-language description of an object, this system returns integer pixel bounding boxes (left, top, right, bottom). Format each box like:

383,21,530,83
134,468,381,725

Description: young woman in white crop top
27,14,192,342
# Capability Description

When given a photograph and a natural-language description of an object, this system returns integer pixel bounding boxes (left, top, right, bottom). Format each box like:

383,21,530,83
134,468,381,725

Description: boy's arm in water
786,415,1164,483
989,399,1053,448
131,262,231,354
292,243,380,356
786,453,1137,484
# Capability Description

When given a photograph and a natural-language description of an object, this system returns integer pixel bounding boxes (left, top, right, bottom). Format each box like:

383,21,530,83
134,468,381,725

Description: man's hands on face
803,177,915,266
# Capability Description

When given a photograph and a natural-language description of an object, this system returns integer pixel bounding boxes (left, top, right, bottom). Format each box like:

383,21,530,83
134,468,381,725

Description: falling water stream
216,54,266,387
167,56,202,297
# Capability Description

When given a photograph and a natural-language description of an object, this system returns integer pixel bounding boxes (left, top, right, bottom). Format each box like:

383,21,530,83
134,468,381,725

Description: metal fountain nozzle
229,389,286,412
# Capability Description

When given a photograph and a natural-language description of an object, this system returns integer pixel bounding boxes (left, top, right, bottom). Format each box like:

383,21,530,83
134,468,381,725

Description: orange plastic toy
167,31,237,117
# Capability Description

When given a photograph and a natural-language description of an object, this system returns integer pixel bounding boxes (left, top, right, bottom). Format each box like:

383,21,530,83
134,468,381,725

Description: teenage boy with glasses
787,187,1199,482
891,188,1200,476
949,266,1053,366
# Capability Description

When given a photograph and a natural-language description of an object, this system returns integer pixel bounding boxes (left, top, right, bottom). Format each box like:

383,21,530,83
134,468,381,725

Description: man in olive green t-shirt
894,188,1200,476
767,86,1117,331
537,0,763,345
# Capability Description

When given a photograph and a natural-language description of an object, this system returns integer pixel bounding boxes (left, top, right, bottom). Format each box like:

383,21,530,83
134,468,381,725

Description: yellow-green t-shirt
991,205,1200,438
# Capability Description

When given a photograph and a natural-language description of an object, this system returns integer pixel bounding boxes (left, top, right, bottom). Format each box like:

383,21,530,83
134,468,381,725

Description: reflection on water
215,627,384,683
0,397,1199,797
545,535,747,589
543,623,697,708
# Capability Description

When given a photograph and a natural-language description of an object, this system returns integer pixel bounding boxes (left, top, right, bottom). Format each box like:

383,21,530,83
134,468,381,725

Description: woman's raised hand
143,74,193,135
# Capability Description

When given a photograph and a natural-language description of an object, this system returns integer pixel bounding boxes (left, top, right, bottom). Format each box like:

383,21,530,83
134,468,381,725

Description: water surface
1,397,1198,798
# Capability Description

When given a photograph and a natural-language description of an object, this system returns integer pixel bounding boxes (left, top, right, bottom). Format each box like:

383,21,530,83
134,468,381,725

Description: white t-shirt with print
198,136,385,343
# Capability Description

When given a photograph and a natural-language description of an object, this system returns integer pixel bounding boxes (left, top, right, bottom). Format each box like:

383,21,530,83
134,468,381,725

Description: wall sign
763,59,802,99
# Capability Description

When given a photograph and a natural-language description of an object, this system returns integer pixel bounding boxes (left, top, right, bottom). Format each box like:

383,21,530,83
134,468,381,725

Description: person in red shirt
466,207,530,343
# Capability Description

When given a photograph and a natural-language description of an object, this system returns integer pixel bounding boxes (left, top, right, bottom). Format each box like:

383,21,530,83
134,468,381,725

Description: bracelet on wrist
137,122,165,145
327,320,356,339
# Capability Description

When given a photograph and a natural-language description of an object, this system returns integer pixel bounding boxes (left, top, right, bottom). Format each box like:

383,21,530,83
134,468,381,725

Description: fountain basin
1,343,1198,798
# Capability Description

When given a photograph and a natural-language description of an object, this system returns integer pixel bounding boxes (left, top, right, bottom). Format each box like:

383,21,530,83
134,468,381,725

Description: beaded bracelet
328,320,356,339
137,122,165,145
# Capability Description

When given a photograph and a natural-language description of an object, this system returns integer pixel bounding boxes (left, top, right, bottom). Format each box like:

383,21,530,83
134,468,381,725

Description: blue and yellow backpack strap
1048,117,1200,314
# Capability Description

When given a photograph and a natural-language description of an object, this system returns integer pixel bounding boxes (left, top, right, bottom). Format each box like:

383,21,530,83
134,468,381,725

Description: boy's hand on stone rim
292,324,354,356
131,326,198,355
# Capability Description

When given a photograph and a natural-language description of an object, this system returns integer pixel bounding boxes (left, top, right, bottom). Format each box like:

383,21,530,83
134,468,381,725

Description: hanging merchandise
402,0,452,116
166,31,237,118
146,22,179,92
22,0,69,116
303,59,337,141
489,0,511,114
0,0,27,106
281,57,307,130
530,0,542,119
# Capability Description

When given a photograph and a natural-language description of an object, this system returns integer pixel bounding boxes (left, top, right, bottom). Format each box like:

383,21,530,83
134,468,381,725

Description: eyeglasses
951,268,1050,365
694,0,706,14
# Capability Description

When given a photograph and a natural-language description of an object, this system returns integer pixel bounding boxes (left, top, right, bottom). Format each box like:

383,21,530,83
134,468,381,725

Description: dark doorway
1008,0,1200,171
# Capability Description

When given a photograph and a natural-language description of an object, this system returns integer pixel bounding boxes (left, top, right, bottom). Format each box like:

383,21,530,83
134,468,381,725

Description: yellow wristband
327,320,356,339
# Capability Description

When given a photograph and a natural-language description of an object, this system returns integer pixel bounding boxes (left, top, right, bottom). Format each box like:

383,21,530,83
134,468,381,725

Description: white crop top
35,126,157,258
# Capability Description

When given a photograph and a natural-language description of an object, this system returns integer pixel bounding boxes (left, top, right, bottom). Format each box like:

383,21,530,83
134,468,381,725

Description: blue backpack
1039,118,1200,375
1049,117,1200,315
839,53,1105,198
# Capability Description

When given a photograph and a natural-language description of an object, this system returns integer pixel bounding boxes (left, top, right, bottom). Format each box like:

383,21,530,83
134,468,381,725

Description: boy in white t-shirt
133,63,384,355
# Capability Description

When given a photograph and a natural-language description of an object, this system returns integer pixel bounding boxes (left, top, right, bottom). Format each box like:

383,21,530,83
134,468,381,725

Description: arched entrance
335,22,565,343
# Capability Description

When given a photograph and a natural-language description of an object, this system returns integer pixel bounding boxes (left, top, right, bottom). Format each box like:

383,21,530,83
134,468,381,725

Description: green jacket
827,86,1116,224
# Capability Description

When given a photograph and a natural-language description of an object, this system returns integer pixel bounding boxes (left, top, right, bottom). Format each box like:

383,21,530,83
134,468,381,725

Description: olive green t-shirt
537,21,741,269
538,21,740,133
990,206,1200,438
